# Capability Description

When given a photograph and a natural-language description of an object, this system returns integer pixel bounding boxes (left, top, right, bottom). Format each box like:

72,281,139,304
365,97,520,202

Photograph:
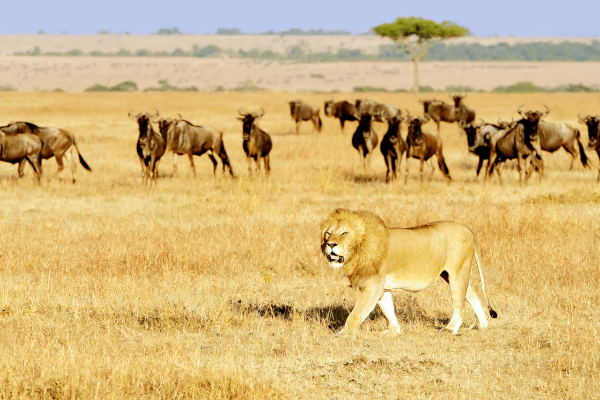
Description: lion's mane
321,209,390,287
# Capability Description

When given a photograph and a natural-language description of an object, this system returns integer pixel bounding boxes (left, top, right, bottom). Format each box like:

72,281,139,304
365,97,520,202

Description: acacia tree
373,17,469,92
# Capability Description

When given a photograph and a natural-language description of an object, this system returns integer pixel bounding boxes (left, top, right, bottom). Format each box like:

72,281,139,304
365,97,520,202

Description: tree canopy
373,17,469,41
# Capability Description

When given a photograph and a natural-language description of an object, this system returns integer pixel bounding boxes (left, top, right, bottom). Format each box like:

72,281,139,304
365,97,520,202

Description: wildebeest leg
419,157,425,182
428,160,435,181
18,159,27,178
340,119,345,134
187,153,196,177
263,155,271,176
295,120,301,134
64,148,78,183
172,153,178,176
246,156,254,176
405,157,410,184
207,154,218,177
476,157,484,179
50,155,66,182
384,155,392,183
562,142,578,170
139,157,145,174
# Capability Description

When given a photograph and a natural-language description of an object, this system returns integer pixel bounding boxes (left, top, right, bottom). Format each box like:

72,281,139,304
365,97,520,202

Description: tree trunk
412,57,419,93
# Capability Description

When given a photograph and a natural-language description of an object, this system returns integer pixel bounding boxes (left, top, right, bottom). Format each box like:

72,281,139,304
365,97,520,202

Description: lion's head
321,209,390,287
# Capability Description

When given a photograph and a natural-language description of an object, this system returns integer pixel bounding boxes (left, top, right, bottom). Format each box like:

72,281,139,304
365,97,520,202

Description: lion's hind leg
377,292,401,336
465,285,489,329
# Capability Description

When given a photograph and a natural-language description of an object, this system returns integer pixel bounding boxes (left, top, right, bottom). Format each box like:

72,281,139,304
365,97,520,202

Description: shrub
492,81,547,93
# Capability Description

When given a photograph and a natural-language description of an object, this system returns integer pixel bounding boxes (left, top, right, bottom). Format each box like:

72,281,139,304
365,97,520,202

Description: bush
193,44,222,58
353,86,388,92
492,81,547,93
84,81,138,92
418,86,435,92
143,80,198,92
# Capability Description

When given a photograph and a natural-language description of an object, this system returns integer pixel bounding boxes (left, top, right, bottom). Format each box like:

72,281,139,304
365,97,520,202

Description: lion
321,209,497,335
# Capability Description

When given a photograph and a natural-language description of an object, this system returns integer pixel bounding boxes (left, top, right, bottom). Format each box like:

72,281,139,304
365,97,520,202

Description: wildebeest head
238,107,265,140
579,113,600,148
517,105,549,140
324,100,334,117
129,109,159,137
288,100,301,116
407,112,431,145
497,117,516,130
451,93,466,109
356,112,377,139
156,116,177,138
459,119,485,153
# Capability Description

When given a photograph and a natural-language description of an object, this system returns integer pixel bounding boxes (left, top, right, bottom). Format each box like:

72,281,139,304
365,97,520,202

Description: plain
0,91,599,399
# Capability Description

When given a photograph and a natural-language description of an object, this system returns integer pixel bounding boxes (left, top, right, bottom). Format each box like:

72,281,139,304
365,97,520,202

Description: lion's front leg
377,291,400,336
340,277,385,336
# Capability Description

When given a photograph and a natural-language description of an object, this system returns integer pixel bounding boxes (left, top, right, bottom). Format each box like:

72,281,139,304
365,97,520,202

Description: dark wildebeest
461,119,541,181
452,94,476,126
158,115,234,178
536,119,588,170
420,99,456,134
237,108,273,176
405,113,451,183
323,100,357,133
459,120,492,179
352,112,379,170
0,130,43,181
380,115,407,183
486,106,546,184
288,100,322,134
578,113,600,182
0,121,91,183
129,110,165,185
129,109,161,174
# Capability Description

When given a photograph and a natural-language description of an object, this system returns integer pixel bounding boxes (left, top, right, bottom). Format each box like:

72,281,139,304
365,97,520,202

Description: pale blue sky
2,0,598,36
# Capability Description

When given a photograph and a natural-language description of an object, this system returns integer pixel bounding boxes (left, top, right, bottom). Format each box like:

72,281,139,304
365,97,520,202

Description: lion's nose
327,242,337,248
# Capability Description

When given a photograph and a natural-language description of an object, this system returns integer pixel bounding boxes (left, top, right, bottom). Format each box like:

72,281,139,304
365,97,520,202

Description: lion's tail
473,236,498,319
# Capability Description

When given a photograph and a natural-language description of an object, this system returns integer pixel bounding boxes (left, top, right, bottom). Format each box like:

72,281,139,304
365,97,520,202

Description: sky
1,0,599,37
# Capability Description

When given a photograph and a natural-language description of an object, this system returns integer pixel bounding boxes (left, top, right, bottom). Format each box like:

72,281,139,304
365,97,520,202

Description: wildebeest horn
152,108,160,118
421,114,431,123
177,113,183,121
237,107,248,116
578,112,586,122
259,107,265,117
405,109,413,120
542,105,550,117
477,118,485,127
517,105,526,119
128,110,139,120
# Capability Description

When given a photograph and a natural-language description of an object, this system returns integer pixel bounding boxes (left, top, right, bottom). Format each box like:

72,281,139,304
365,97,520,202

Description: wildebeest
323,100,357,133
578,113,600,182
352,112,379,170
420,99,456,134
159,115,234,178
459,120,492,179
537,119,588,170
237,107,272,176
0,121,91,183
486,106,546,184
129,109,160,173
129,109,165,184
405,113,451,183
380,115,407,183
452,94,476,126
0,130,43,181
288,100,322,134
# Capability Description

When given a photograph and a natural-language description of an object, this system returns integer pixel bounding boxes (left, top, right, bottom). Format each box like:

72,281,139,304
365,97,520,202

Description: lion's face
321,215,365,270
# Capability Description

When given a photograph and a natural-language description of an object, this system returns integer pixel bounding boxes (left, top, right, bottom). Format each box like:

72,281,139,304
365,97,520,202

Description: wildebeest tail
73,138,92,171
217,133,235,177
317,115,323,132
577,135,590,168
438,156,451,180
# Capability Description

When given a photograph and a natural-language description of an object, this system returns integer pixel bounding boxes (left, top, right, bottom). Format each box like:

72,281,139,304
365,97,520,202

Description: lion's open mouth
327,253,344,263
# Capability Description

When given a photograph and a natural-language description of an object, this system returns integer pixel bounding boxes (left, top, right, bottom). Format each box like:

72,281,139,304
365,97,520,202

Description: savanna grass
0,91,599,399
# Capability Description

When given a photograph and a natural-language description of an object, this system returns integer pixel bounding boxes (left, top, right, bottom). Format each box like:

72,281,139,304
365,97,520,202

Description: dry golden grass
0,91,599,399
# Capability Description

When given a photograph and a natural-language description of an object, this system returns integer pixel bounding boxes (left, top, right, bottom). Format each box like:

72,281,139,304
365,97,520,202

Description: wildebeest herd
2,94,599,184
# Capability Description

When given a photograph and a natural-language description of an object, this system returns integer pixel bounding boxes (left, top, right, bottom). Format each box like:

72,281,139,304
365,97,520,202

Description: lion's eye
341,231,347,237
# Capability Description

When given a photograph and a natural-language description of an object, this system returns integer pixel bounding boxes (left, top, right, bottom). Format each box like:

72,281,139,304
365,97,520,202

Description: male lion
321,209,497,335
